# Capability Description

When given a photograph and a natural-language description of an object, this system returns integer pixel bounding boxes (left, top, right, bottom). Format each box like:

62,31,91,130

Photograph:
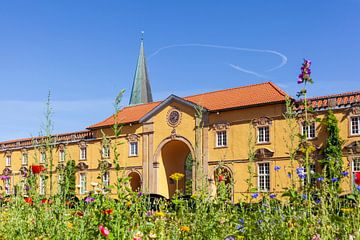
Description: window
59,150,65,162
58,174,64,194
351,117,360,135
102,145,110,158
302,122,316,139
5,155,11,167
216,131,227,147
22,153,28,165
129,142,138,156
79,173,86,194
40,152,46,163
258,126,270,143
39,176,45,195
80,147,87,160
102,171,110,187
303,164,316,186
4,178,11,195
353,158,360,188
258,163,270,191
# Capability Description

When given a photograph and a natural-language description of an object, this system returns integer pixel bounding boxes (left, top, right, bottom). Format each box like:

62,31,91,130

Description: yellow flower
170,173,184,181
154,211,165,218
126,201,132,208
180,225,190,232
66,222,73,229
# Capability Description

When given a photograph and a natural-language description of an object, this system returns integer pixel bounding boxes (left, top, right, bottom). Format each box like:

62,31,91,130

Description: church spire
129,32,153,105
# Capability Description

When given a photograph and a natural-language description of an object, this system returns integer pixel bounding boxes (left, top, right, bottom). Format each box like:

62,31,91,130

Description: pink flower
98,225,110,238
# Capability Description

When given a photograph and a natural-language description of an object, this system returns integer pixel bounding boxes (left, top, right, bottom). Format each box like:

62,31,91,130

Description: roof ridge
307,90,360,101
267,82,288,97
184,81,273,99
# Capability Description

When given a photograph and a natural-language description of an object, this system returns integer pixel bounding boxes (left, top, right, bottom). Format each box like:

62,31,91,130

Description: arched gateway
154,137,195,198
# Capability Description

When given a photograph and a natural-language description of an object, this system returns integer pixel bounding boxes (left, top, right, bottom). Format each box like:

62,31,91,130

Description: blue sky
0,0,359,141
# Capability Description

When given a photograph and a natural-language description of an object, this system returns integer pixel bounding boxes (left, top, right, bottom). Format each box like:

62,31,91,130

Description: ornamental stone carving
2,167,12,176
252,117,272,126
79,141,87,148
126,134,140,142
344,141,360,154
76,162,89,171
98,160,112,170
212,122,230,131
254,148,274,160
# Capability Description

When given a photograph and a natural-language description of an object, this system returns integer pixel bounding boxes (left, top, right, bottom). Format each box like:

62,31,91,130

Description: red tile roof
88,82,288,129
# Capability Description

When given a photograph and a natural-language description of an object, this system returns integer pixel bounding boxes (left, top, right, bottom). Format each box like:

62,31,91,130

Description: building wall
1,102,360,202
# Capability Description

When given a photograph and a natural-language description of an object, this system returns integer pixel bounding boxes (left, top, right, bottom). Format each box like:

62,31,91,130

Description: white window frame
79,173,86,194
350,116,360,136
129,142,138,156
302,164,316,186
40,152,46,163
257,126,270,143
102,145,110,158
22,153,28,165
59,150,65,162
4,178,11,195
258,162,270,192
302,122,316,139
5,155,11,167
102,171,110,187
39,175,45,195
216,131,227,147
80,147,87,160
353,158,360,188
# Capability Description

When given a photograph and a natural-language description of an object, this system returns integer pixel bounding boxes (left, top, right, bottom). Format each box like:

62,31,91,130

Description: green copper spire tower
129,33,153,105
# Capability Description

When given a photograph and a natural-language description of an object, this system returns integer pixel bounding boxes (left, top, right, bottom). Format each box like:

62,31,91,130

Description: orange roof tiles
88,82,288,128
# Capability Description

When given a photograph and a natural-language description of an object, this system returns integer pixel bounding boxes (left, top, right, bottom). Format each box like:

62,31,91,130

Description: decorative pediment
344,141,360,154
58,144,65,151
19,166,28,176
76,162,89,171
79,141,87,148
347,105,360,116
126,134,140,142
21,148,28,154
56,163,66,171
297,112,316,122
252,117,272,126
254,148,274,160
5,151,11,157
212,122,230,131
98,160,112,170
2,167,12,176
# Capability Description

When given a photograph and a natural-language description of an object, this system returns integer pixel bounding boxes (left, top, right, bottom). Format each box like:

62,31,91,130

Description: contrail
228,63,268,79
148,43,287,72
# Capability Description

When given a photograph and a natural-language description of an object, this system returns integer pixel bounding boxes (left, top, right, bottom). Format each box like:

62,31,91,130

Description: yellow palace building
1,40,360,201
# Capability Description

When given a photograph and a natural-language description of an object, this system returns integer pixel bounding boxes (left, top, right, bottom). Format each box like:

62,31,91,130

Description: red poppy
99,225,110,237
31,165,46,174
218,175,225,182
41,199,47,204
101,209,113,215
24,197,33,205
355,172,360,185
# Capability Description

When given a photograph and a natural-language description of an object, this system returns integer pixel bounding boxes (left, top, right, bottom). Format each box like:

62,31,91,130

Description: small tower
129,32,153,105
